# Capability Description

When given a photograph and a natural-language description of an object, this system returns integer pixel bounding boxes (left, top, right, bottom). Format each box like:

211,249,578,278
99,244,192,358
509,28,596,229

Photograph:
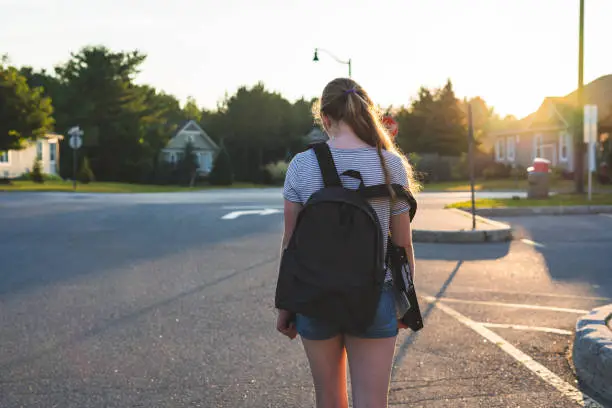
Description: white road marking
221,209,281,220
427,298,603,407
478,322,572,336
446,286,612,302
521,238,546,248
600,213,612,219
423,296,589,314
222,205,283,210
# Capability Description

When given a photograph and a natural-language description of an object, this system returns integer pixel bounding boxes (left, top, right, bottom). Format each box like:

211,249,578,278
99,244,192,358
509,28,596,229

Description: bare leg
301,335,349,408
345,335,397,408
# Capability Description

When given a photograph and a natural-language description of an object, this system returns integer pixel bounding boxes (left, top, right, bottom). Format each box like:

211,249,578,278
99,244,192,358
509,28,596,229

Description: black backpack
275,142,419,333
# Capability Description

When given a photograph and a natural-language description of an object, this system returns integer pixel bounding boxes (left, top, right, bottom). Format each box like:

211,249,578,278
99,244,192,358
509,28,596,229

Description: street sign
68,126,83,150
69,135,83,149
382,115,398,138
67,126,84,191
583,105,598,201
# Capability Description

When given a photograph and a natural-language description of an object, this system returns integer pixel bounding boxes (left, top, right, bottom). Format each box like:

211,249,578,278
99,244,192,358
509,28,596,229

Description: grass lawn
0,180,266,193
424,178,612,193
446,193,612,209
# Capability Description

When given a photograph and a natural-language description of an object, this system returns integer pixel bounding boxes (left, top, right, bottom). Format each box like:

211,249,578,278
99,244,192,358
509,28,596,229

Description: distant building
160,120,220,175
487,75,612,171
0,133,63,179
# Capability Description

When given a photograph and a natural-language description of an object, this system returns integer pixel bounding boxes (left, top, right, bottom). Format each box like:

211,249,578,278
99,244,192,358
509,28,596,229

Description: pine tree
77,156,95,183
209,145,233,186
30,157,44,183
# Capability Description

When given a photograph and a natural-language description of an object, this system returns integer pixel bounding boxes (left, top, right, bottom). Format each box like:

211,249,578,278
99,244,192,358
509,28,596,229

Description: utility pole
575,0,585,194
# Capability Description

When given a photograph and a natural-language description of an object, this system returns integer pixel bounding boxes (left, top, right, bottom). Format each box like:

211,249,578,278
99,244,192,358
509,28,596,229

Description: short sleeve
390,155,411,216
283,154,302,203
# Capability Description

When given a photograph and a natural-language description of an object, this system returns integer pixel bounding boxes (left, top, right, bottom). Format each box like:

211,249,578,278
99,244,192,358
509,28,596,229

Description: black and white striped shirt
283,144,411,281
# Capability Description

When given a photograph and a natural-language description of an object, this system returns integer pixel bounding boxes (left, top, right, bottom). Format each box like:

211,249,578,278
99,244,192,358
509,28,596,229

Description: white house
161,120,219,174
0,133,63,179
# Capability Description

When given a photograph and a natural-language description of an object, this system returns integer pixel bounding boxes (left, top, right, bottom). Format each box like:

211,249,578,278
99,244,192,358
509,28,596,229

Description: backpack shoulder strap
311,142,341,187
359,183,418,221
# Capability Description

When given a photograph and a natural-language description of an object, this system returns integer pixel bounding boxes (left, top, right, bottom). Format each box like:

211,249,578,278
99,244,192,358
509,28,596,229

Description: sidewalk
412,208,513,243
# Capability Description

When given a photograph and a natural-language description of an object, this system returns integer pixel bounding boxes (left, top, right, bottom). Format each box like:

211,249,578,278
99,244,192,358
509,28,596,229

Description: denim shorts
295,282,398,340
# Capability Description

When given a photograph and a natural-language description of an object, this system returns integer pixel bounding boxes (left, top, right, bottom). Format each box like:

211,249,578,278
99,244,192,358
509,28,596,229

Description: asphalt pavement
1,189,611,407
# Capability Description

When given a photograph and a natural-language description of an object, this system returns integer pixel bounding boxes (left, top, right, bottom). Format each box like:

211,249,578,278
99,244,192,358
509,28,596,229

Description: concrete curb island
573,304,612,403
453,205,612,217
412,227,513,243
412,209,513,244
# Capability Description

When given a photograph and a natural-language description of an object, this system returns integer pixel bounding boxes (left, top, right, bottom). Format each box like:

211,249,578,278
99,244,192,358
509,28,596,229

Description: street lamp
313,48,352,78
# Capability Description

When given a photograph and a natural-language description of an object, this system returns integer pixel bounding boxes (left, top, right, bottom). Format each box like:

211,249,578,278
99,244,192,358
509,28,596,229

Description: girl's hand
276,309,297,340
398,320,409,330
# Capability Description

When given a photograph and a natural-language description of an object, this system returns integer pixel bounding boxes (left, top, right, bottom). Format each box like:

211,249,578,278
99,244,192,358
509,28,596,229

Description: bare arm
390,211,416,280
280,200,302,253
276,199,302,340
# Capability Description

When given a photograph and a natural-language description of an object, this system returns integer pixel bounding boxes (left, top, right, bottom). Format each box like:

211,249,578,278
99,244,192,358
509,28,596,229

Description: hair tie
344,88,357,95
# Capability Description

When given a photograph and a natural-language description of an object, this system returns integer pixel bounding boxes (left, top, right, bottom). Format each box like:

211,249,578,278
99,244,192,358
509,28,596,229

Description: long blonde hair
313,78,421,196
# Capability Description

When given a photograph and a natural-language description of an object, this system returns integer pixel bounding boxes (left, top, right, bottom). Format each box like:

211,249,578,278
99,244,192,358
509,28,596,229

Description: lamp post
575,0,585,194
313,48,352,78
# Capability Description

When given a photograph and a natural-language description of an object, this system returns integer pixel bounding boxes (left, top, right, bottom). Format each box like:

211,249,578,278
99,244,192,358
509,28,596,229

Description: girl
277,77,419,408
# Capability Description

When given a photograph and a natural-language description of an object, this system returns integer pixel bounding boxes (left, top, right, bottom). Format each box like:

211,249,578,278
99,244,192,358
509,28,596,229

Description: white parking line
427,298,603,407
446,286,612,302
478,322,572,336
521,238,546,248
423,296,589,314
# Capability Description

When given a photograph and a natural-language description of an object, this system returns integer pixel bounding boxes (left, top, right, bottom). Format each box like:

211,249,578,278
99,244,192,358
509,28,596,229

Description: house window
495,139,505,161
0,151,8,163
202,152,213,172
506,136,516,162
49,143,57,162
36,141,43,160
559,132,570,162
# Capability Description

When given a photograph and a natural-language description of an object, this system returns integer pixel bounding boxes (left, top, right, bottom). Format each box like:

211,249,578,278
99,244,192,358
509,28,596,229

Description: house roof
489,74,612,137
173,120,219,150
44,133,64,140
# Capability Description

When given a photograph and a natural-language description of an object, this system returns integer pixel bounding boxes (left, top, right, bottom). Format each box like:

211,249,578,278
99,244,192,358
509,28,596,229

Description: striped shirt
283,144,411,281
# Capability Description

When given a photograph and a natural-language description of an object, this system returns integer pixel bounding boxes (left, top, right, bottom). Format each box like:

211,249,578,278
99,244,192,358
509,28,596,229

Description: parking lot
1,192,611,407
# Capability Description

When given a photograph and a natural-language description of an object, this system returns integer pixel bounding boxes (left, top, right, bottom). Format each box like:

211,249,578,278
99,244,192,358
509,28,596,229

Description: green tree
0,62,54,151
175,141,200,186
30,158,44,183
77,156,95,183
209,144,233,185
182,96,202,122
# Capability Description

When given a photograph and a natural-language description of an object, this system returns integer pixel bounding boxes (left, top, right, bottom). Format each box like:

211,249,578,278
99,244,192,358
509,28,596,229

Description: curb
453,205,612,217
412,209,513,243
573,304,612,403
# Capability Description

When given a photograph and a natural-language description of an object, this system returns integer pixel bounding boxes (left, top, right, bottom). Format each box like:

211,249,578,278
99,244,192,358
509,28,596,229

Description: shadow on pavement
415,242,511,262
497,215,612,299
392,260,464,378
0,202,281,297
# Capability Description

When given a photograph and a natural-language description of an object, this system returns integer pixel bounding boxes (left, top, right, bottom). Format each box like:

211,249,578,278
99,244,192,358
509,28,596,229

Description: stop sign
382,115,398,138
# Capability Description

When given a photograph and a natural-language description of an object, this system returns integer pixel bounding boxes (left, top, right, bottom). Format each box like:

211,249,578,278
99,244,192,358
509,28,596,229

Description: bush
30,158,44,183
209,146,234,186
262,161,289,185
482,162,512,180
77,156,95,184
17,171,62,182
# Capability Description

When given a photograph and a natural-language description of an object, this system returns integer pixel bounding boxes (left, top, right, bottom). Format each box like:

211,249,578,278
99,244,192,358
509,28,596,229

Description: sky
1,0,610,119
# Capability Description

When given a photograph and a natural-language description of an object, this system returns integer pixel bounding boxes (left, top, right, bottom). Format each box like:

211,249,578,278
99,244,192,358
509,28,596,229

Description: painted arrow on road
221,208,281,220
